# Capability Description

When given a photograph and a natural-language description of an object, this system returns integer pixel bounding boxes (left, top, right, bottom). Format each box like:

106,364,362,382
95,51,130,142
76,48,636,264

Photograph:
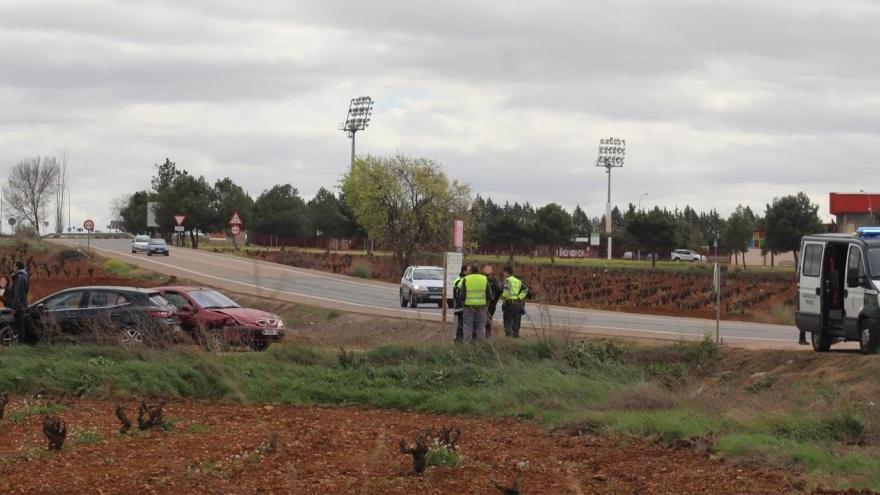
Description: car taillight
149,310,173,319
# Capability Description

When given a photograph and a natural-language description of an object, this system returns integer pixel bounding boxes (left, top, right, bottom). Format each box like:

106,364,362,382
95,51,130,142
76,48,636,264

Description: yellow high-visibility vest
503,276,526,301
463,273,488,306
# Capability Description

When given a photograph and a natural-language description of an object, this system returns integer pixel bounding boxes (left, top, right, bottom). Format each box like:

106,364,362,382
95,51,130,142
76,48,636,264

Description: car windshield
189,290,240,309
135,236,150,242
149,239,166,245
413,269,443,280
867,248,880,279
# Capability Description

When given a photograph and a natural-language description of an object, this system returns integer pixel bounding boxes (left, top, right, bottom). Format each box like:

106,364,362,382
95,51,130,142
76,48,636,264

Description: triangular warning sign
228,212,243,226
174,215,186,226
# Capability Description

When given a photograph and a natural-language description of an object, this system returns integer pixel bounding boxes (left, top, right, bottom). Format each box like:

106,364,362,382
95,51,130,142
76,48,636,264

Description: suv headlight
412,285,421,291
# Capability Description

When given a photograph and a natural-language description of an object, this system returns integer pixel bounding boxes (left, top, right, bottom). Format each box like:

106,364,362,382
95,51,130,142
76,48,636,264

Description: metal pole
606,165,612,260
716,265,721,344
350,130,356,169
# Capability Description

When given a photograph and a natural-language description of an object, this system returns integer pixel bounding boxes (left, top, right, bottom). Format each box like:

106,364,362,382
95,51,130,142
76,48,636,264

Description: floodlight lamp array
596,137,626,168
343,96,373,132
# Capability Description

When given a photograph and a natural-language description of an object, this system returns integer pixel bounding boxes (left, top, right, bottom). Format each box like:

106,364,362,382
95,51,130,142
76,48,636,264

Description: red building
830,192,880,233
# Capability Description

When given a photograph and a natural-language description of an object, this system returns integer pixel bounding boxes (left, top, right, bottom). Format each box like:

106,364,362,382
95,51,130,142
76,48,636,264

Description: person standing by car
10,261,31,344
501,265,528,338
452,267,466,343
460,263,493,342
483,264,503,339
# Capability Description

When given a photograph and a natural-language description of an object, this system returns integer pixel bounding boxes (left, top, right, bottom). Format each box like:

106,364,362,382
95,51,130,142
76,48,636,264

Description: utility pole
596,138,626,260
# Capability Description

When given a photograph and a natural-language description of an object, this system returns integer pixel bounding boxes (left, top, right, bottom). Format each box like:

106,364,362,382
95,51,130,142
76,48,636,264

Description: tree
54,152,69,233
116,191,152,234
4,156,60,235
251,184,309,240
725,205,754,268
484,214,529,259
153,173,214,248
210,177,254,241
532,203,575,263
341,154,470,271
764,192,824,265
307,188,347,252
151,158,184,193
572,204,590,237
626,208,677,268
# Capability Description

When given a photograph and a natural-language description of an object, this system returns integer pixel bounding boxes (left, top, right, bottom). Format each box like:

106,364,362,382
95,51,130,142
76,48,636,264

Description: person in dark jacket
10,261,32,344
483,264,503,339
452,267,467,343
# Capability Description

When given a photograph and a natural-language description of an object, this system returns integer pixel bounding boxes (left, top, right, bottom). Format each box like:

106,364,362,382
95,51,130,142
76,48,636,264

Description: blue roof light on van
856,226,880,238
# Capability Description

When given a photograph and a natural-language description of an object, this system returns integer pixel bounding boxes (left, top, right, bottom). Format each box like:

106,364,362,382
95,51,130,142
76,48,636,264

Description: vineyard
249,250,795,322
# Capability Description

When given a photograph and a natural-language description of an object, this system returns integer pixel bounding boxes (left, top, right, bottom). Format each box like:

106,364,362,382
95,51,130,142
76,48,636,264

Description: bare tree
5,156,60,235
54,152,69,233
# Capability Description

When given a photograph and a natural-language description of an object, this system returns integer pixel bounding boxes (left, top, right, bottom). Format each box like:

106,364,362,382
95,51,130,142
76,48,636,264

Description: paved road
59,239,802,346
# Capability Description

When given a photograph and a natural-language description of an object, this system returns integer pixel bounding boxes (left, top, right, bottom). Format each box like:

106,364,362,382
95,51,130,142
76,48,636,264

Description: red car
155,286,284,351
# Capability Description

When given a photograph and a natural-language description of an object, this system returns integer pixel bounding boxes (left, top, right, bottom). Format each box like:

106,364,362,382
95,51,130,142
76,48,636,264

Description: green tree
307,187,347,252
532,203,575,263
763,192,824,264
626,208,677,268
572,204,590,237
154,174,214,248
117,190,152,234
210,177,254,248
725,205,755,268
151,158,183,193
251,184,309,239
341,155,470,271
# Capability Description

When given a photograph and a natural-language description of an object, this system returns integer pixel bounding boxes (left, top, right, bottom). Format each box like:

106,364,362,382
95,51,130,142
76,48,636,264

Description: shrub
562,341,622,368
426,444,460,468
350,264,372,279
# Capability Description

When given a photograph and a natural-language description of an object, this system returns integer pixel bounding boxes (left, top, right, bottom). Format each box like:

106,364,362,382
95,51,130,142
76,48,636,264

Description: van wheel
811,330,832,352
859,320,880,354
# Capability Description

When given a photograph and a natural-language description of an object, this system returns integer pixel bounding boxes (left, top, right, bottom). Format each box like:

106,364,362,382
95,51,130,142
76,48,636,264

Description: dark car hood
210,307,282,326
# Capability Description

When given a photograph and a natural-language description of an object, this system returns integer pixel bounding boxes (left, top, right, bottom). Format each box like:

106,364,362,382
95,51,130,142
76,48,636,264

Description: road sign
230,225,241,236
174,226,185,232
174,214,186,226
7,218,15,226
83,219,95,232
442,251,464,323
453,220,464,250
228,211,243,226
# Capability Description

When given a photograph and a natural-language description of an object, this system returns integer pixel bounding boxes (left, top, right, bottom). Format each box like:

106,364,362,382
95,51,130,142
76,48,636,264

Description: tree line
115,155,825,269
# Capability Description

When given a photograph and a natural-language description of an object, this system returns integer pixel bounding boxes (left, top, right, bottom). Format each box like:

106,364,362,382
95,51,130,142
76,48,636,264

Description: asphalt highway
59,239,802,346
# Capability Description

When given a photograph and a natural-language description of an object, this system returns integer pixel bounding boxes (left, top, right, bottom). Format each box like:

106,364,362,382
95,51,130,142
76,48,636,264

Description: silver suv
399,266,444,308
670,249,705,262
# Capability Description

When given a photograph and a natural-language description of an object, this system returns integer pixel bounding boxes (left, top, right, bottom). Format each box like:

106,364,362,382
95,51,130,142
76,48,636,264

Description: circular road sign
7,218,15,226
83,219,95,232
230,225,241,236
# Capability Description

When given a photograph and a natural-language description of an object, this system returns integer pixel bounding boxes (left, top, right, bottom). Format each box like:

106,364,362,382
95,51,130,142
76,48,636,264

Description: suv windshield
867,248,880,279
413,269,443,280
189,290,240,309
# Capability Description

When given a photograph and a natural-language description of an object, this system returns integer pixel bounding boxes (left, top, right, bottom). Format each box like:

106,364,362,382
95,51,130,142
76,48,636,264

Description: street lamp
596,137,626,260
860,189,874,226
339,96,373,169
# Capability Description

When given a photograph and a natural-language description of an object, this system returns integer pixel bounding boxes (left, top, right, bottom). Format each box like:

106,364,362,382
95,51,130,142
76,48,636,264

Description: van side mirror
847,269,864,288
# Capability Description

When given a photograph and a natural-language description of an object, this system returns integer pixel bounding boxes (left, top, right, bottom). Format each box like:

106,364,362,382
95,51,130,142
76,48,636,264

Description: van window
848,247,866,281
802,244,823,277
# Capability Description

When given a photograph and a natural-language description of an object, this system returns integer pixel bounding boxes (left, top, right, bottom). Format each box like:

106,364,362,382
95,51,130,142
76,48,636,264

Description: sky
0,0,877,231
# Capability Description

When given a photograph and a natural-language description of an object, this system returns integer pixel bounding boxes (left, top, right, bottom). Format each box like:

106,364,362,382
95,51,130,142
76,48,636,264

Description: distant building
830,192,880,233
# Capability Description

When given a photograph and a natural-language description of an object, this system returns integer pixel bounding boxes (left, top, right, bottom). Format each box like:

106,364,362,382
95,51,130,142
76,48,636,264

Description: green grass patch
8,403,68,423
71,428,103,445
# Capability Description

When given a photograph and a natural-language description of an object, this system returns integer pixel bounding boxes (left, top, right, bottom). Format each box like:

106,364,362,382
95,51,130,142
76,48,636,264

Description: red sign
230,225,241,236
174,214,186,226
228,211,243,226
83,219,95,231
453,220,464,249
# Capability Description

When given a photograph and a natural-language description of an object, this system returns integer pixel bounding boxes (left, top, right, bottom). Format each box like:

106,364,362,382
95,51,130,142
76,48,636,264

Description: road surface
59,239,802,346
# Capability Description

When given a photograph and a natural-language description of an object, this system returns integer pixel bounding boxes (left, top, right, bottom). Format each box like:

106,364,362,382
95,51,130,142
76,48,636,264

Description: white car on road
131,235,151,254
670,249,705,262
399,266,445,308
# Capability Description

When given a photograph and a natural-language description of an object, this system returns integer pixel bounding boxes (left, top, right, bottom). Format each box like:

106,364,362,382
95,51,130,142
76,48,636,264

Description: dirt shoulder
0,398,803,495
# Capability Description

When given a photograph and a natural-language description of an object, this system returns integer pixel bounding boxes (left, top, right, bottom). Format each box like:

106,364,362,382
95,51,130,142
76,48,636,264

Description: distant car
622,251,634,260
671,249,705,262
155,286,285,351
400,266,445,308
0,286,179,347
147,238,170,256
131,235,151,254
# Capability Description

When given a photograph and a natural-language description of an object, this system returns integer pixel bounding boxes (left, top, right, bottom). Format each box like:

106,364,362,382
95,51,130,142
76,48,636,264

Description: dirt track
0,398,804,495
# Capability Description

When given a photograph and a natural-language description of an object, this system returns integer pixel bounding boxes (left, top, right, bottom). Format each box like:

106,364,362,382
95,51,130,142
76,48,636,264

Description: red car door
161,290,199,331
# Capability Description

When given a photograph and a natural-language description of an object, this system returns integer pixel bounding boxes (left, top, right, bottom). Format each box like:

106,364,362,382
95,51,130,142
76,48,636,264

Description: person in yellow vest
452,267,467,343
501,265,528,338
459,262,494,342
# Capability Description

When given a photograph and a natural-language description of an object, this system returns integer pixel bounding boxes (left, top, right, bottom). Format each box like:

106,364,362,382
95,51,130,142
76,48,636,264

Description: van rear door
844,244,868,335
797,240,825,332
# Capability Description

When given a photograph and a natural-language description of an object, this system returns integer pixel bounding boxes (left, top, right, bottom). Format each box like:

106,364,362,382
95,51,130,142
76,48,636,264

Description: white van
796,227,880,353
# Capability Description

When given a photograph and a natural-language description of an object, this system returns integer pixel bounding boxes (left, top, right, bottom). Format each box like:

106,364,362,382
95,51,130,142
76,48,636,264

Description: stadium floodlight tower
339,96,374,169
596,137,626,260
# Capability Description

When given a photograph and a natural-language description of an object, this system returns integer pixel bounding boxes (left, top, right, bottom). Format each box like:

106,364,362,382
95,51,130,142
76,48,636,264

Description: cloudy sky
0,0,876,230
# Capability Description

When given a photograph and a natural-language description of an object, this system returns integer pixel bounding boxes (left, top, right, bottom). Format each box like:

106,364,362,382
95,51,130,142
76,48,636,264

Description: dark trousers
454,310,464,342
502,300,524,337
14,309,33,344
485,301,499,338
